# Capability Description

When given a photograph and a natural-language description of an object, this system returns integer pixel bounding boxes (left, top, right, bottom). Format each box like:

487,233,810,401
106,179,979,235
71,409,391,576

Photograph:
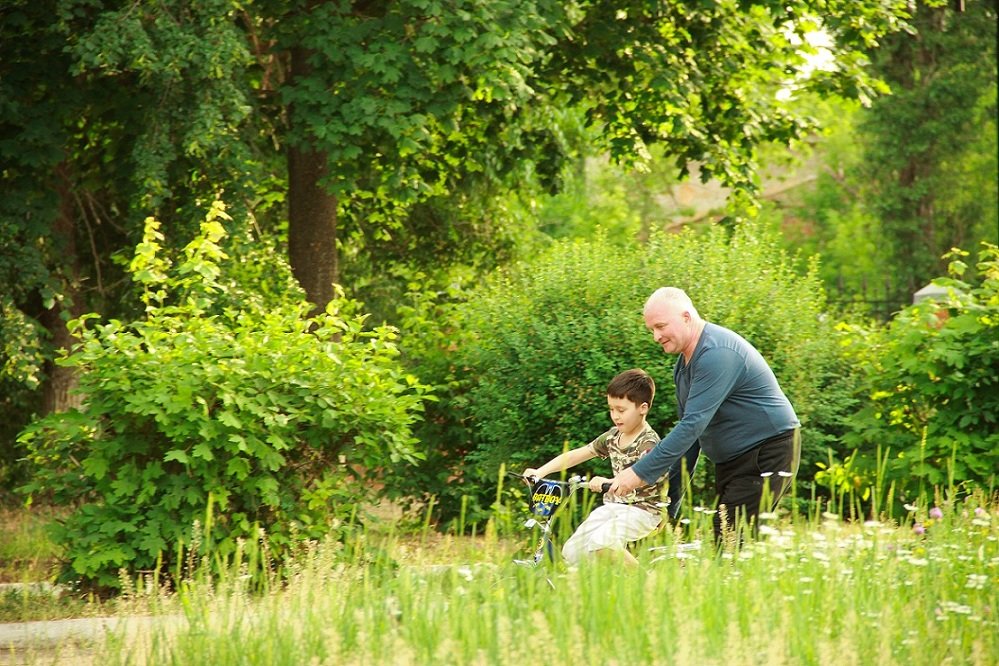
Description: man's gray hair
645,287,699,317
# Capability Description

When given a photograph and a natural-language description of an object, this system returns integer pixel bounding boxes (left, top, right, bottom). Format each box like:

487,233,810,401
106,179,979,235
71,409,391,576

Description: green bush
836,243,999,507
405,221,850,524
0,298,45,498
18,203,430,589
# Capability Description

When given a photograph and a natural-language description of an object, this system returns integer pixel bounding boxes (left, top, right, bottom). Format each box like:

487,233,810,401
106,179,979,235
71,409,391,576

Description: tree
858,0,998,298
2,0,914,475
269,0,916,308
1,0,267,463
268,0,575,307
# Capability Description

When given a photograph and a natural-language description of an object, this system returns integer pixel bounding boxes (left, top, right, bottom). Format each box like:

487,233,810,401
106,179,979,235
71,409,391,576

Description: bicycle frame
511,473,608,567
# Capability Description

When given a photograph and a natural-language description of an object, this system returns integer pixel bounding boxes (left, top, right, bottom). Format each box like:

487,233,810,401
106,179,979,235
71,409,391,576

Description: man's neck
682,319,706,363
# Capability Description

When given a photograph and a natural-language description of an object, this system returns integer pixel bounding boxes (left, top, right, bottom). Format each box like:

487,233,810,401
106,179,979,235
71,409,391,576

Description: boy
522,368,668,566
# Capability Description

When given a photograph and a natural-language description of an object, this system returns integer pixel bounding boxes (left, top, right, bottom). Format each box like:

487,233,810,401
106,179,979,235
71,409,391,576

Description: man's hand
609,467,642,498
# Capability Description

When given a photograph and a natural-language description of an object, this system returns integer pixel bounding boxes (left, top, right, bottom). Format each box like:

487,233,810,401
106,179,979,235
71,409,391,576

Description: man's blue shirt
630,323,800,484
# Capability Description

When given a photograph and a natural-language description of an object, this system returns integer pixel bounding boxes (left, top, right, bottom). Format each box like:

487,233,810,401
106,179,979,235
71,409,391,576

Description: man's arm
613,348,743,493
609,434,700,496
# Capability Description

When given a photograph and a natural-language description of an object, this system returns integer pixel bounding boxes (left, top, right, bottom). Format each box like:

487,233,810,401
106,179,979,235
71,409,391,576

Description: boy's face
607,395,648,435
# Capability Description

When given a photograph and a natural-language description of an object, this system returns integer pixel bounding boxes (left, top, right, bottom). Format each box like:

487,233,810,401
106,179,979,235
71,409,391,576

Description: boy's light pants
561,503,661,565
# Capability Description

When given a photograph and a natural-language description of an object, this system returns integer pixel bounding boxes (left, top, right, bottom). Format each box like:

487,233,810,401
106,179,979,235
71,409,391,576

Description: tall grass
0,505,63,583
85,491,998,666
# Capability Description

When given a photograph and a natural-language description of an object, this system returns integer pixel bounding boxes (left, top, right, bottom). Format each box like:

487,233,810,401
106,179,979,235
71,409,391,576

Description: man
608,287,800,539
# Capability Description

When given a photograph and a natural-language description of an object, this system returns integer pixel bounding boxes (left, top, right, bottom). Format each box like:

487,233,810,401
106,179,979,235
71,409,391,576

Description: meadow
3,491,996,666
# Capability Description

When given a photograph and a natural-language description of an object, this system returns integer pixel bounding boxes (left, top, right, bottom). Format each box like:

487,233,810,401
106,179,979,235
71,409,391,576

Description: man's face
643,299,689,356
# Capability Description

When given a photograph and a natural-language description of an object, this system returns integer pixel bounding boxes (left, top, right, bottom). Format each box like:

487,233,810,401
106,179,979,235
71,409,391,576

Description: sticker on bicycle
529,479,567,517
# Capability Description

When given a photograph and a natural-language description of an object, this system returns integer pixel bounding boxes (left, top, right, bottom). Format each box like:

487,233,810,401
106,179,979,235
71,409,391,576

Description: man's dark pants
713,429,801,540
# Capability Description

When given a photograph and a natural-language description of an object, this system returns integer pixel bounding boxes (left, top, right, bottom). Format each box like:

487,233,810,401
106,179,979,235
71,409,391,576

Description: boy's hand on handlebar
521,468,540,482
608,468,642,498
588,476,610,493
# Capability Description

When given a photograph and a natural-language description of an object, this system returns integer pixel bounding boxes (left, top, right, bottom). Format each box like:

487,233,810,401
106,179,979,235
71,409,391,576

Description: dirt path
0,617,113,665
0,614,184,666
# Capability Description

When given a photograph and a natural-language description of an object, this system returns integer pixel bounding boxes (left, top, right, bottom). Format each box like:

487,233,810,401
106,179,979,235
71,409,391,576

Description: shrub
0,298,44,498
837,243,999,508
407,221,850,524
18,203,430,589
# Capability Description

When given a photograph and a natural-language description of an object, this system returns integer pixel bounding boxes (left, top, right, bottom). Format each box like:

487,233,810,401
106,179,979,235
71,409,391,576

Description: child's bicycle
509,473,697,575
509,472,611,569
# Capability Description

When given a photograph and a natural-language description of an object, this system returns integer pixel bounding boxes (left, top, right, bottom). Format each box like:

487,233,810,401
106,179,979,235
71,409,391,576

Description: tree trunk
287,45,338,314
39,162,85,414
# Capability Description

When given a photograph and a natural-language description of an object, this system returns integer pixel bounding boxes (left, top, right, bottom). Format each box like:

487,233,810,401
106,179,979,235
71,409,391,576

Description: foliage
533,141,690,244
0,0,279,476
18,203,430,589
401,222,848,525
0,0,266,306
757,0,997,314
856,0,998,297
543,0,910,190
340,184,549,328
756,96,900,313
276,0,915,228
837,243,999,507
2,0,917,454
0,299,45,493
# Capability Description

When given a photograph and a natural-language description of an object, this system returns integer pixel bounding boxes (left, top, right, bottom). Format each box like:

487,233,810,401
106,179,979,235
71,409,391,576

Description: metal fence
828,277,911,322
827,298,907,322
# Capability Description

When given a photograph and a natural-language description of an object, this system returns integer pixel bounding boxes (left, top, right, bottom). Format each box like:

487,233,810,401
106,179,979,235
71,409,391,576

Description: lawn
3,493,995,665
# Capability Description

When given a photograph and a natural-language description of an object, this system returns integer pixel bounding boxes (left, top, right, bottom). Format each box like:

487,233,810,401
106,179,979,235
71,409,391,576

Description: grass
10,494,998,665
3,494,997,665
0,505,116,624
0,505,63,584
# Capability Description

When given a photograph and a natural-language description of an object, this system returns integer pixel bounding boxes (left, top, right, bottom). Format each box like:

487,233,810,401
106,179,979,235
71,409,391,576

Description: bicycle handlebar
509,472,612,493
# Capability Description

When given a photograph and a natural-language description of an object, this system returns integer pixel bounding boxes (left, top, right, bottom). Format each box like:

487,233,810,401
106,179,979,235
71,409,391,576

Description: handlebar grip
600,482,612,493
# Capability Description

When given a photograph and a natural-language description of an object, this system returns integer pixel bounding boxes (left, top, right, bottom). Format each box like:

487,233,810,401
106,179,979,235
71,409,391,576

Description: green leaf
164,449,190,464
226,456,250,480
192,442,215,461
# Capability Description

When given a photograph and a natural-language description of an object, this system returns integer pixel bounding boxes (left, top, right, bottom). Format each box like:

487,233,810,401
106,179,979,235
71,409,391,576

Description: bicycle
510,472,699,574
508,472,610,568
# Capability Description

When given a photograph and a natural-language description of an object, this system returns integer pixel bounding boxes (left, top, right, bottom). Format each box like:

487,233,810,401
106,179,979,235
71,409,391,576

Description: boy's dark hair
606,369,655,407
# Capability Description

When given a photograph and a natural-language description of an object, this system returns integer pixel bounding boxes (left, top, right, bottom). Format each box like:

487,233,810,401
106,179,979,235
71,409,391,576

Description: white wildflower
965,574,987,590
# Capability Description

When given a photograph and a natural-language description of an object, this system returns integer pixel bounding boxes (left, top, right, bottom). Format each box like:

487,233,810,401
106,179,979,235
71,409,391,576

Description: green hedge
400,221,851,525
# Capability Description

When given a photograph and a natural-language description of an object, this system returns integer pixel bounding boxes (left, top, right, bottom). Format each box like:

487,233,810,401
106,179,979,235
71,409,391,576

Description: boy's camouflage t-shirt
588,422,670,515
